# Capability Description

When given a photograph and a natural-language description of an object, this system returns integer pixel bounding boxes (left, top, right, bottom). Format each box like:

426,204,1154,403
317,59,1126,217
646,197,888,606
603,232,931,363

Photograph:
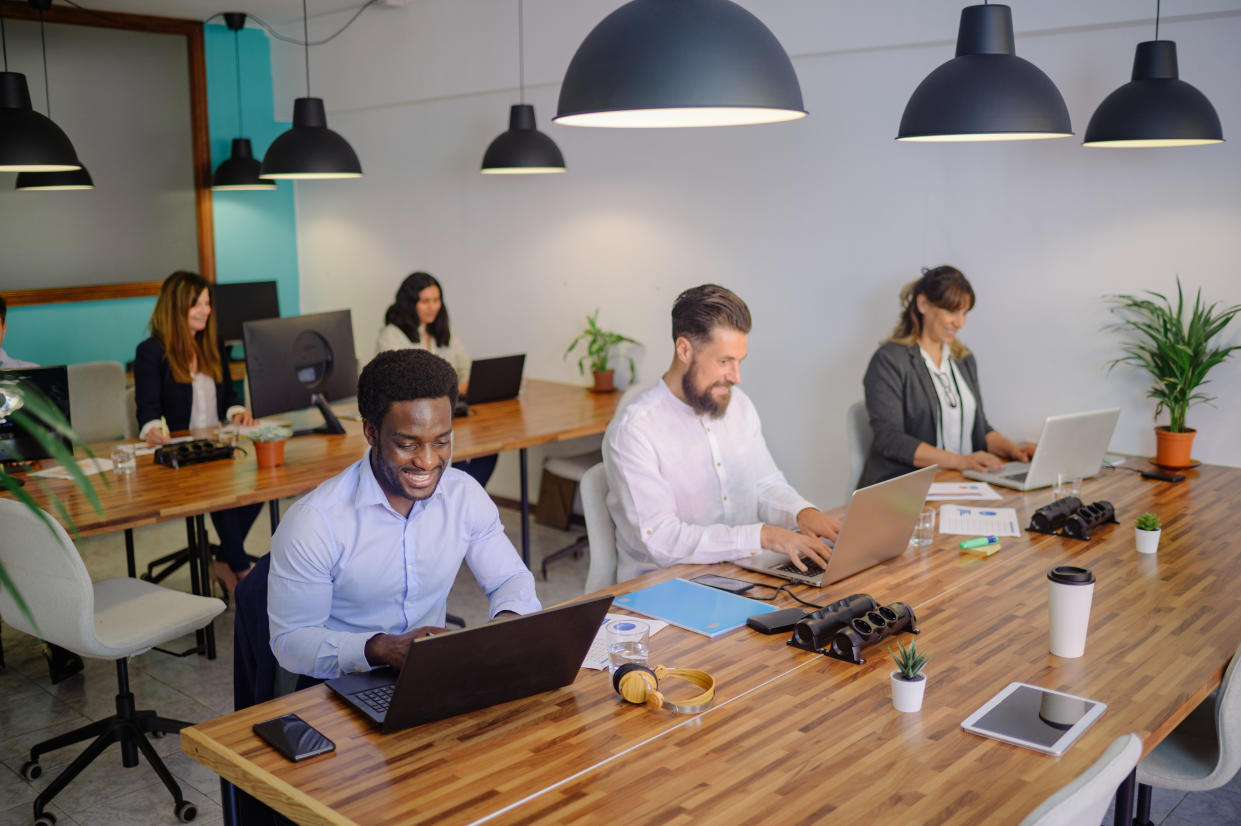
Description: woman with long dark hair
858,265,1033,487
134,271,262,596
376,271,496,486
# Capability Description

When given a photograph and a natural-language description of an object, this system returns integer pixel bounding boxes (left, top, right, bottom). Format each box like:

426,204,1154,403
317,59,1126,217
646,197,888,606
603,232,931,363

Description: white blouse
188,372,219,430
375,323,471,385
919,343,977,456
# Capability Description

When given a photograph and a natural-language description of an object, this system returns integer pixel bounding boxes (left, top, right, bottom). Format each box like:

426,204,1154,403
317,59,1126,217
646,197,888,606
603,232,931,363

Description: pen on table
959,536,998,550
160,416,169,439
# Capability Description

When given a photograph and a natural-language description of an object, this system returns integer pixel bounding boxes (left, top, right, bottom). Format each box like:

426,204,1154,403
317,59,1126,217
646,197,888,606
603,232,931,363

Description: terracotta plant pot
1154,426,1196,468
254,439,286,469
592,370,615,393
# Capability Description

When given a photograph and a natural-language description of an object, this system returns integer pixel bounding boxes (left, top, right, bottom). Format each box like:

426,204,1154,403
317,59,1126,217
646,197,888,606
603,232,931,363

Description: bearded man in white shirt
603,284,841,582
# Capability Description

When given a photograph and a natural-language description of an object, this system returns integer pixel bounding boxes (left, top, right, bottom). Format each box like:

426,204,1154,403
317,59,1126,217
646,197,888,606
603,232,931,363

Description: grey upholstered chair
66,360,127,443
1017,732,1143,826
581,462,616,594
845,400,873,492
1134,642,1241,825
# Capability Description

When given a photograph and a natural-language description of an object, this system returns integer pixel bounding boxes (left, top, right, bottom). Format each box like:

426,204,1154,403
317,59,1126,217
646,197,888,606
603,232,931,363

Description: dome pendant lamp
260,0,362,180
481,0,564,173
1083,1,1222,148
554,0,806,128
16,0,92,190
212,14,276,189
0,0,82,171
897,3,1072,142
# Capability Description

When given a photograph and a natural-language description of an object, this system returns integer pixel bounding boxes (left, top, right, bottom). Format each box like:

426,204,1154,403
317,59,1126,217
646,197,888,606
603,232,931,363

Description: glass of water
110,444,137,475
606,619,649,673
910,506,936,546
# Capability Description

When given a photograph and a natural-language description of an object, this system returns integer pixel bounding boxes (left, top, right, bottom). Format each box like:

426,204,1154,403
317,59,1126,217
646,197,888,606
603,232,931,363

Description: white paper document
926,482,1002,501
29,457,112,479
581,613,670,671
939,505,1022,537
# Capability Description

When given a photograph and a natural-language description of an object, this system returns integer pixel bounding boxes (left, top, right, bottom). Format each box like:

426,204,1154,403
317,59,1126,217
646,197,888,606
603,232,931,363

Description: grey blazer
858,341,993,488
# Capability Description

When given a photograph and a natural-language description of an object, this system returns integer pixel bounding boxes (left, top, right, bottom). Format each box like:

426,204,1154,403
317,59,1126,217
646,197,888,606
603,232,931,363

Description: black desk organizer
153,439,237,469
787,593,919,665
1028,496,1118,540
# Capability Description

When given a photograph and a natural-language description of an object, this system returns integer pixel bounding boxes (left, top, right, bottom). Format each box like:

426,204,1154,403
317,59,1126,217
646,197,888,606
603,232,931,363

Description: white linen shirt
603,380,816,582
268,453,540,679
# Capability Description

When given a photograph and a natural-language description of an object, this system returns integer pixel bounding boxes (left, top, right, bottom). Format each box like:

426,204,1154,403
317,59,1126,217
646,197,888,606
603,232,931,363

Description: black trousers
453,453,498,488
209,503,263,572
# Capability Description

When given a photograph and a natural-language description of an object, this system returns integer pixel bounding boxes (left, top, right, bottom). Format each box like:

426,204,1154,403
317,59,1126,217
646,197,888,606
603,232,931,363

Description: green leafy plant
1106,278,1241,432
0,379,103,630
890,638,930,681
245,423,293,442
1136,512,1161,532
564,309,640,377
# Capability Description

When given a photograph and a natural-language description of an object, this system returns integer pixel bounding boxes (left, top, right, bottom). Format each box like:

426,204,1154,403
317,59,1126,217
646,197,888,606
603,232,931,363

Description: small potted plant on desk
890,639,930,713
1135,512,1162,555
1106,279,1241,468
564,309,640,393
246,424,293,469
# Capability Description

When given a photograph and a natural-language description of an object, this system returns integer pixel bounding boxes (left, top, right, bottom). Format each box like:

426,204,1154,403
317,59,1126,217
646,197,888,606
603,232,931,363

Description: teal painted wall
5,24,298,367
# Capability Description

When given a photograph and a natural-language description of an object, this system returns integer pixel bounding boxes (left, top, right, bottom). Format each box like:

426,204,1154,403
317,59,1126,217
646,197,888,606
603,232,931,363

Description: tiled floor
2,503,1238,826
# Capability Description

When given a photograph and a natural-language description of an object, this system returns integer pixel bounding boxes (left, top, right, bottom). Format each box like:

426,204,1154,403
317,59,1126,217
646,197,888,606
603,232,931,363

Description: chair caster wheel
34,812,56,826
175,800,197,822
20,760,41,781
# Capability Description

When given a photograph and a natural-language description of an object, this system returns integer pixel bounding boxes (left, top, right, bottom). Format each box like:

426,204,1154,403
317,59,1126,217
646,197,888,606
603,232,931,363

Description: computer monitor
213,281,281,347
0,365,72,463
242,310,357,436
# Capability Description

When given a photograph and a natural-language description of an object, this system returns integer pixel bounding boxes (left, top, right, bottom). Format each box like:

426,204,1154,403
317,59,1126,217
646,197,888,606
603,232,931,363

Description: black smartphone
691,573,755,594
253,714,335,762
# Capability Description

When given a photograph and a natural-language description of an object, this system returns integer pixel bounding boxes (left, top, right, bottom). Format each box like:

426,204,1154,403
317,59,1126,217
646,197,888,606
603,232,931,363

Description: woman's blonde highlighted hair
887,265,975,361
150,271,222,383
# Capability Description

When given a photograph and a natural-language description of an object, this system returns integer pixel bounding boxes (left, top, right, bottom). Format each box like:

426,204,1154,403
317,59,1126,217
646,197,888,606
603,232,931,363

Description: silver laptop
963,407,1120,491
735,465,937,587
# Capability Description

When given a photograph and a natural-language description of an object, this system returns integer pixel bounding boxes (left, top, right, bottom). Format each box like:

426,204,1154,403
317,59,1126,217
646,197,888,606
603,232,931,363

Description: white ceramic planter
1135,528,1161,555
891,671,927,712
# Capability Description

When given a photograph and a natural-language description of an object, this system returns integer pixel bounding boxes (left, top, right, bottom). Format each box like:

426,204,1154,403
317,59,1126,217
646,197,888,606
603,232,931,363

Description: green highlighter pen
959,535,999,550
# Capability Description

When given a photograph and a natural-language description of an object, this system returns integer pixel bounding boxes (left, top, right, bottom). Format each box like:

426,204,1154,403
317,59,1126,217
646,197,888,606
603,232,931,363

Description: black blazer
134,336,241,432
858,341,993,488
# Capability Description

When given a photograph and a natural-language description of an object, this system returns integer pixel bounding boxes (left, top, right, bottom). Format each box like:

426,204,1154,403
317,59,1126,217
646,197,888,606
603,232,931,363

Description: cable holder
787,593,879,654
824,602,919,665
1028,497,1118,540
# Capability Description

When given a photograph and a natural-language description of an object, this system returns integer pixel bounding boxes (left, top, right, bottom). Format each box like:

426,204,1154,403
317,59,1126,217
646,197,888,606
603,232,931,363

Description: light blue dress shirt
268,452,540,679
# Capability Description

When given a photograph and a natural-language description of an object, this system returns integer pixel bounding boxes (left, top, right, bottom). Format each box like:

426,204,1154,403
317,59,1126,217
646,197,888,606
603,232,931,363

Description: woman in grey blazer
858,266,1033,488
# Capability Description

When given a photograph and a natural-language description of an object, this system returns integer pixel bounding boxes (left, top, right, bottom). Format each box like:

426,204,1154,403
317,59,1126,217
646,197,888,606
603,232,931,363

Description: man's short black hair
358,349,459,427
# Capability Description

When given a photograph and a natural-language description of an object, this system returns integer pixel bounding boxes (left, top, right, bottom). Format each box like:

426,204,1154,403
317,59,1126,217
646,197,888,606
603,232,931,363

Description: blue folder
613,578,777,638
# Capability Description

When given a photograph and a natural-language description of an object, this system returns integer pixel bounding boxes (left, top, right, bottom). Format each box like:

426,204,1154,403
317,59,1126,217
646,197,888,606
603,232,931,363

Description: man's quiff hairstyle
358,349,459,426
671,284,752,345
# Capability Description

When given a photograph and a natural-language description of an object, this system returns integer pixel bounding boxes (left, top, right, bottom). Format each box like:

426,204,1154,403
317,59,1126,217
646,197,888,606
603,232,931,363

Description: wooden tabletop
179,460,1241,825
4,380,621,538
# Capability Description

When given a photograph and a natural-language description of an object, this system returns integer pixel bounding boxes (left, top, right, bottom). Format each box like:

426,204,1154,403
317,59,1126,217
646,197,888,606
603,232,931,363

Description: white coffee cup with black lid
1047,566,1095,658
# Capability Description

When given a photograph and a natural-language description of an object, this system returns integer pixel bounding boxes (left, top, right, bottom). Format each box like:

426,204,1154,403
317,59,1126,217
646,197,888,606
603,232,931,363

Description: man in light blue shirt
268,348,540,679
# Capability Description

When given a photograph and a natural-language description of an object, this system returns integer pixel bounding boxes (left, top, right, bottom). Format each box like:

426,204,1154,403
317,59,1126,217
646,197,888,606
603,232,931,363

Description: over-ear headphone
612,664,716,714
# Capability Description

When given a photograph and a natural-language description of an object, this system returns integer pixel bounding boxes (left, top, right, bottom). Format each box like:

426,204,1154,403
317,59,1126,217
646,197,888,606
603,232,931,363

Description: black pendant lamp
555,0,805,128
15,0,91,190
0,0,82,171
481,0,564,173
1083,2,1222,148
897,4,1071,142
213,14,276,189
260,0,362,179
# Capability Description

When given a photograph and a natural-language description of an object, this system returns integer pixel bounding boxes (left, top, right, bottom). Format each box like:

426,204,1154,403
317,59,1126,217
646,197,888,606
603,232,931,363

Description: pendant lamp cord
517,0,525,103
1155,0,1161,40
234,28,244,135
302,0,310,97
39,9,50,115
1,3,8,72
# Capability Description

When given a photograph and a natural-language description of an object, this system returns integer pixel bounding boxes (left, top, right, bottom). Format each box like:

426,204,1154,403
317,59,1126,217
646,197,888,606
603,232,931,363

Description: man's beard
682,364,733,419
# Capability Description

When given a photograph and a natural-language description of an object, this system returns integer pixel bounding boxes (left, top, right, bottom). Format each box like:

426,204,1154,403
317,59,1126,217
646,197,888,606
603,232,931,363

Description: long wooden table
4,380,621,657
180,461,1241,824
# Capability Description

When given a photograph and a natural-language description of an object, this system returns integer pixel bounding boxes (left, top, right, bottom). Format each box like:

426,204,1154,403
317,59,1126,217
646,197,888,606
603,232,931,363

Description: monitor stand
293,393,347,437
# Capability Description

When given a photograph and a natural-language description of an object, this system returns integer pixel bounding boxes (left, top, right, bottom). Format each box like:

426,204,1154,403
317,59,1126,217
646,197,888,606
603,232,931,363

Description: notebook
326,595,611,734
963,408,1120,491
735,465,938,587
612,578,777,638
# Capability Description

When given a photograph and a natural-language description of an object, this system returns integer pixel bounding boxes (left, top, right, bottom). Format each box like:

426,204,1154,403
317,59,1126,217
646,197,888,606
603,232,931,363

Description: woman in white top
375,271,496,486
858,265,1034,487
133,271,261,595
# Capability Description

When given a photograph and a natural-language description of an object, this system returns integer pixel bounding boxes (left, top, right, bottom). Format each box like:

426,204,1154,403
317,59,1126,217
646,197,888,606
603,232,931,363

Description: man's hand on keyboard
364,625,449,671
760,524,830,573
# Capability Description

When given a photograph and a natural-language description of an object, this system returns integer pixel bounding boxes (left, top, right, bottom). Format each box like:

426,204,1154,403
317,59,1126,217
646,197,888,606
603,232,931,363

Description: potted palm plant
1106,279,1241,468
890,638,931,712
564,309,640,392
1135,512,1162,555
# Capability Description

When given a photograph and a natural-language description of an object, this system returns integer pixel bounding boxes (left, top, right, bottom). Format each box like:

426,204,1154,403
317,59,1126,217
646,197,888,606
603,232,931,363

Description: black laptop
326,595,612,734
464,354,525,405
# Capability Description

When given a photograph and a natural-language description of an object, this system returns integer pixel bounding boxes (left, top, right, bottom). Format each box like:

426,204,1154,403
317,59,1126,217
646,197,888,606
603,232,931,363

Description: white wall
270,0,1241,506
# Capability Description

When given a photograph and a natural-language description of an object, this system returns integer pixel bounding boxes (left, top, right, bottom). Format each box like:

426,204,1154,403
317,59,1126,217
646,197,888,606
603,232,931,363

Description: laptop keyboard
1006,471,1028,483
773,561,826,578
353,684,395,714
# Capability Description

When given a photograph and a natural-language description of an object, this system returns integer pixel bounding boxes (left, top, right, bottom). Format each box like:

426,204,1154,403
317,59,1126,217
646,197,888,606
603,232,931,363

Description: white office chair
121,385,139,440
845,400,873,492
66,360,127,443
581,462,617,594
1134,642,1241,826
1017,733,1143,826
538,449,603,579
0,498,226,826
